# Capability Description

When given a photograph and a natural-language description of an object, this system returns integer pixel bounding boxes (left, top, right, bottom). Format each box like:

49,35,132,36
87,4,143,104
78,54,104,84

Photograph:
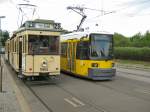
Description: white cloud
0,0,150,36
0,0,9,3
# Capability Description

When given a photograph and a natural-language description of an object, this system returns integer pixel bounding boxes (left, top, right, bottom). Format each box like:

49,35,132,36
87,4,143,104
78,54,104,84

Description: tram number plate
40,68,48,71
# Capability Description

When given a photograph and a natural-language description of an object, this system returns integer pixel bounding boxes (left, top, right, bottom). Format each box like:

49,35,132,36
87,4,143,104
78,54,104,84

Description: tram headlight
112,63,115,67
92,63,98,67
29,68,32,71
42,61,48,67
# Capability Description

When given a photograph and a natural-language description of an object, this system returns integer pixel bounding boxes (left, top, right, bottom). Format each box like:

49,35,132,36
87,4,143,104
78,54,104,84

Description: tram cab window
28,35,59,55
90,34,113,60
76,41,89,60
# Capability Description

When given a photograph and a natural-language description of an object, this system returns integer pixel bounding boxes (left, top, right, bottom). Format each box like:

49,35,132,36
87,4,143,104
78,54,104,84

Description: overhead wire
86,0,150,22
9,0,39,27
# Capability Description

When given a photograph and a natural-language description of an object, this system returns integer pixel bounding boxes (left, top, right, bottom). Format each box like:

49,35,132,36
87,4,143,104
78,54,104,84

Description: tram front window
28,35,59,55
90,34,113,60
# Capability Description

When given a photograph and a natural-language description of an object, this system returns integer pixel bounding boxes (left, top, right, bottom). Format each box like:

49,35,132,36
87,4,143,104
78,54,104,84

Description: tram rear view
26,35,60,77
6,19,63,80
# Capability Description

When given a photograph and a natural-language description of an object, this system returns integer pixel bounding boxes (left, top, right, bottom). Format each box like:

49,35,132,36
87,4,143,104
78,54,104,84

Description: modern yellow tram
61,31,116,80
5,19,63,79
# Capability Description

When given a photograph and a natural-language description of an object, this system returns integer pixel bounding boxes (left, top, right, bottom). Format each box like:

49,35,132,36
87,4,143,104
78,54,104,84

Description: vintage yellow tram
5,19,63,79
61,31,116,80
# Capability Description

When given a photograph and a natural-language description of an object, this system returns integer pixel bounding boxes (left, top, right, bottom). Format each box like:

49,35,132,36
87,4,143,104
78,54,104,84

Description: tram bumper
88,68,116,80
39,72,60,76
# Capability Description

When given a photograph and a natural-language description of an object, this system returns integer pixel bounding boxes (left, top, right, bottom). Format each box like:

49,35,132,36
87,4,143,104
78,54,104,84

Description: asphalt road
25,68,150,112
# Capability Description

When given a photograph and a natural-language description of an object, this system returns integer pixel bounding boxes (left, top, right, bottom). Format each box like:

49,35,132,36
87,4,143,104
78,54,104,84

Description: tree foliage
114,31,150,47
114,33,131,47
114,31,150,61
0,30,9,46
114,47,150,61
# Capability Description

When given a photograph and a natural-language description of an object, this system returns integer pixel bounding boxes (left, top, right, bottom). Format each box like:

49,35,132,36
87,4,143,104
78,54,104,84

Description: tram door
71,43,76,72
67,42,76,72
8,44,10,62
67,42,71,71
19,38,22,70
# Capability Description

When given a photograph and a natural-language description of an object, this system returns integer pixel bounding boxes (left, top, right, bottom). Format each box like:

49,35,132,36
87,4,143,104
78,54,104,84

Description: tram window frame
24,36,25,53
12,40,13,52
76,41,90,60
14,40,16,52
22,37,24,53
25,35,27,53
14,41,16,52
61,43,67,57
10,41,11,52
28,35,59,55
11,40,12,52
22,36,24,53
12,39,14,52
15,38,17,53
16,37,20,53
89,34,114,60
13,40,16,52
17,37,19,53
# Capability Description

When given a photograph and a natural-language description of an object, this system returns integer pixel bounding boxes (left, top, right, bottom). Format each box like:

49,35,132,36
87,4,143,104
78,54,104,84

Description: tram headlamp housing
42,61,48,67
112,63,115,67
92,63,98,67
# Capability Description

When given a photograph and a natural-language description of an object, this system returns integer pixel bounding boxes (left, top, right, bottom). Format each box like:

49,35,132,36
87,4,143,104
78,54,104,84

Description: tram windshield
90,34,113,60
28,35,59,55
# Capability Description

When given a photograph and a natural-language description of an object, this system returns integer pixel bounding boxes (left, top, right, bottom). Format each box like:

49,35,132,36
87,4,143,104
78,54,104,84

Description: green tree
1,30,9,46
113,33,130,47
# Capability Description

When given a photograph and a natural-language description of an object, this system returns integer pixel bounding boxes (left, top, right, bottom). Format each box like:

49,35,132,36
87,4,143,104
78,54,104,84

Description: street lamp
0,16,5,92
0,16,6,30
0,16,5,52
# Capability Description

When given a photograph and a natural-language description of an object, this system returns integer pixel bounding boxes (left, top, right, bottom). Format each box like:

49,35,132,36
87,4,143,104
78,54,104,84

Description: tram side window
12,40,14,52
16,38,19,53
23,36,27,53
61,43,67,57
25,36,27,53
15,41,17,52
22,37,24,53
76,41,89,60
14,41,16,52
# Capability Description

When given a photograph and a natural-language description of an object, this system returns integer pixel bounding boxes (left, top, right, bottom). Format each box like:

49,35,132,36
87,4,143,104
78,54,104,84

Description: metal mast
67,6,87,31
0,16,5,30
67,6,115,31
17,0,37,27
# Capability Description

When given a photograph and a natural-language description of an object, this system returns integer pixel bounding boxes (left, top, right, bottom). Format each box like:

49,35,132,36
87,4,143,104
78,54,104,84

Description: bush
114,47,150,61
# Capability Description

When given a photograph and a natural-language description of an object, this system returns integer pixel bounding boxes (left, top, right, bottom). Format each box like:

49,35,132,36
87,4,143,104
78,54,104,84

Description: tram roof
61,31,113,40
13,19,64,34
14,27,64,33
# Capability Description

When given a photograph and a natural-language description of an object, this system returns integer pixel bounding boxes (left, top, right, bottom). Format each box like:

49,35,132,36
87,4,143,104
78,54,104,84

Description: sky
0,0,150,37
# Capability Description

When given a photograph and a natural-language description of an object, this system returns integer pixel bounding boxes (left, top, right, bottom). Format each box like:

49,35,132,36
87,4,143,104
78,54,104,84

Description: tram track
58,73,150,112
55,84,110,112
20,68,150,112
117,69,150,84
25,78,110,112
24,81,54,112
117,69,150,78
3,57,53,112
94,81,150,102
91,71,150,102
3,57,150,112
